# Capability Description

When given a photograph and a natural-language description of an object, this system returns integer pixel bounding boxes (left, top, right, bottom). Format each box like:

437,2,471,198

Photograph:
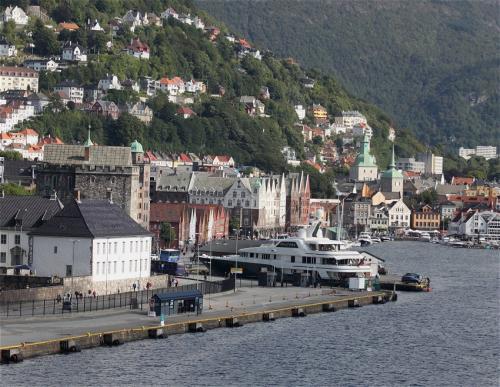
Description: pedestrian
133,283,137,292
92,290,96,298
56,294,62,303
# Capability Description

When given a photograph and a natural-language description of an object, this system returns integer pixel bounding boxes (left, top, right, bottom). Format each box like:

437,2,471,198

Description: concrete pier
0,289,396,362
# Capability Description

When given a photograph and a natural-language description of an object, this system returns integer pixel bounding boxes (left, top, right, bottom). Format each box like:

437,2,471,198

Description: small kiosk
150,290,203,317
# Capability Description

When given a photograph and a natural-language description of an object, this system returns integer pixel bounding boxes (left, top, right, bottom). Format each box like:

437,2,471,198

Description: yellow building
311,104,328,121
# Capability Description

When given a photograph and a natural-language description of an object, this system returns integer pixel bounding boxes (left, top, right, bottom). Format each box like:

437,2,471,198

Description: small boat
358,232,372,246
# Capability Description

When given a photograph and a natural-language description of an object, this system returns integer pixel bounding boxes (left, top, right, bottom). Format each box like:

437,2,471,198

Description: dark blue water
2,242,499,386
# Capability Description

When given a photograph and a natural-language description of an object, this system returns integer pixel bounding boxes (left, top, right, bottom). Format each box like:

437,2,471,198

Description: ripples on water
2,242,499,386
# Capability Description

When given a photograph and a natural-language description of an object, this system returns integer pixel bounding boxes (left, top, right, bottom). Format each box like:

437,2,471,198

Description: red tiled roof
238,38,251,49
0,132,11,140
214,155,231,162
128,37,149,52
177,106,195,116
452,176,475,185
58,22,79,31
159,76,184,85
178,153,192,163
19,128,39,136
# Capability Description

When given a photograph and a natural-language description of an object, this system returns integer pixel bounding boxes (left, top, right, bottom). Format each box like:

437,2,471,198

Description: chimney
74,189,81,203
106,190,113,204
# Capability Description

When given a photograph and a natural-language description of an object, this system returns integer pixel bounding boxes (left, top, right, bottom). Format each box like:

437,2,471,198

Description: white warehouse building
30,199,152,288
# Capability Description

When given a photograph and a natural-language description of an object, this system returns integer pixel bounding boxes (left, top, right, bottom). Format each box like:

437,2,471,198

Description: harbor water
2,242,499,386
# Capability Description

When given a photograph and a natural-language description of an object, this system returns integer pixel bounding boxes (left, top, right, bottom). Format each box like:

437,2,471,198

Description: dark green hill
196,0,500,149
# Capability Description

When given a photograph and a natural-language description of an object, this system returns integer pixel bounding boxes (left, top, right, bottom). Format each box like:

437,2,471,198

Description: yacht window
277,241,298,248
318,244,335,251
250,253,254,258
308,244,318,251
302,257,306,264
291,256,295,263
273,254,277,260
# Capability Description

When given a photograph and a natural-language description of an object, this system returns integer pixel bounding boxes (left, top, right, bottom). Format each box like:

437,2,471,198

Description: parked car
401,273,422,284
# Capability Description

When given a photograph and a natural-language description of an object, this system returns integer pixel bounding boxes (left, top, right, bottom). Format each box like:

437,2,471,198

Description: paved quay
0,285,358,347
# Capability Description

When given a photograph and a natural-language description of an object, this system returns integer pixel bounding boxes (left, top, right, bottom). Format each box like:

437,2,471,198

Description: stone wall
65,273,170,295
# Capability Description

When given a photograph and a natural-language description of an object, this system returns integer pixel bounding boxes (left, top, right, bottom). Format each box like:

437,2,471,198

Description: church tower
380,145,404,195
349,134,378,181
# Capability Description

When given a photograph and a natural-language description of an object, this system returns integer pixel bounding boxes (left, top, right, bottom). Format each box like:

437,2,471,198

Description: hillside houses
126,37,150,59
1,6,28,26
0,38,17,57
62,41,87,62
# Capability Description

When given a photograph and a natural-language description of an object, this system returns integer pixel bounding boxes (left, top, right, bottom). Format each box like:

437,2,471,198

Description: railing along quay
0,279,233,319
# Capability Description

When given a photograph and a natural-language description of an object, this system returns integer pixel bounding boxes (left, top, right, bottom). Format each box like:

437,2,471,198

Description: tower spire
84,124,93,147
389,144,396,169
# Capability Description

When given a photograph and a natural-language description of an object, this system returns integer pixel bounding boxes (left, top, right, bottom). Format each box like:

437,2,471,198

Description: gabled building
30,199,152,286
91,100,120,120
0,195,63,267
0,66,38,93
125,101,153,124
0,38,17,57
58,22,79,32
176,106,196,119
387,199,411,230
2,6,28,25
24,59,58,72
411,204,440,231
62,41,87,62
126,37,150,59
98,74,121,91
449,209,500,241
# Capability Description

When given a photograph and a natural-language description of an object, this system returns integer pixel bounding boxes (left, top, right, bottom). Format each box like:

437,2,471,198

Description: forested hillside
196,0,500,149
1,1,427,175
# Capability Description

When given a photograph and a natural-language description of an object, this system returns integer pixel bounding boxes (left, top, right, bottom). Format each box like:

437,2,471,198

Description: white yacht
199,221,380,283
358,232,373,246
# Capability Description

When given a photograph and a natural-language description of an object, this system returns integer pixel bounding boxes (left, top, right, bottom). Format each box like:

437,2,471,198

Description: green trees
0,183,33,196
32,19,59,56
0,150,22,160
160,222,177,247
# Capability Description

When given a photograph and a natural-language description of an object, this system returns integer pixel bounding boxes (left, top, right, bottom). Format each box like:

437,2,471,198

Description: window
66,265,72,277
114,242,117,254
134,260,138,272
54,246,58,254
113,261,117,273
96,262,100,275
0,252,6,263
14,235,20,244
291,256,295,263
97,243,101,254
140,240,143,252
129,260,132,272
228,200,232,206
122,242,125,253
129,241,133,252
135,241,138,252
0,235,6,244
122,261,125,273
241,191,245,198
277,241,298,248
233,191,237,198
108,261,111,274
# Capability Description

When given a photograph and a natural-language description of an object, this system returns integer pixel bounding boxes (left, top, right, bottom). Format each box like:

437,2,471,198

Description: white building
449,210,500,241
2,6,29,26
24,59,59,72
459,146,497,160
0,195,63,268
0,39,17,57
62,42,87,62
396,158,426,174
0,66,38,93
294,104,306,121
335,111,367,128
352,123,373,138
54,81,84,104
98,74,122,91
417,152,443,176
31,200,153,283
387,199,411,229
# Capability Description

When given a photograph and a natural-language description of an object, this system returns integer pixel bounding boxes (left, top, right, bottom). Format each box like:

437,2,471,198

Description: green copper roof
382,145,404,178
353,134,377,167
130,140,144,153
83,129,93,147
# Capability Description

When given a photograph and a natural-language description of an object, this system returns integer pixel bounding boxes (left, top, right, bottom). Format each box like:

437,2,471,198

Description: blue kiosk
150,290,203,316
